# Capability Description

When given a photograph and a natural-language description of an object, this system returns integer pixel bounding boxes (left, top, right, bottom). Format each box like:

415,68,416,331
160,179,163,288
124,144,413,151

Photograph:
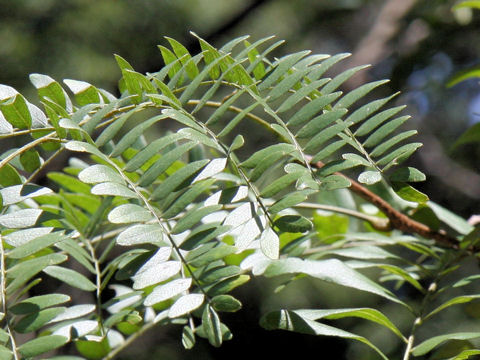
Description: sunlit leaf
169,294,205,318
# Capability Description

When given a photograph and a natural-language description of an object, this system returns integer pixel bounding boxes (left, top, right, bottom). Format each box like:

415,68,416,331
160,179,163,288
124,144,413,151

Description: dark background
1,1,480,359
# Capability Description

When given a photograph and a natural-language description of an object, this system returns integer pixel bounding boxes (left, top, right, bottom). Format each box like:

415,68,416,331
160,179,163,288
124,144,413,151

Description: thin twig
0,235,21,360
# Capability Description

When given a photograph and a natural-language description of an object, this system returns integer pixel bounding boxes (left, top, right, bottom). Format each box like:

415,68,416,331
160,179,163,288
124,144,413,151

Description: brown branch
311,160,459,250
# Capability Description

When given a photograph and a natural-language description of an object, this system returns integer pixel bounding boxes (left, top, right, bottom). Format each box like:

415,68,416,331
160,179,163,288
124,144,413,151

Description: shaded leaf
293,308,406,341
392,182,429,203
425,295,480,321
274,215,313,233
43,266,96,291
9,294,70,315
412,333,480,357
260,310,388,360
202,305,222,347
264,258,403,304
15,307,66,333
182,325,196,350
18,335,68,358
211,295,242,313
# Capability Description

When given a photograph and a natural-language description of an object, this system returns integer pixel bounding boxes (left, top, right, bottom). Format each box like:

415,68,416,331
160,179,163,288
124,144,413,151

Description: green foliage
0,34,478,360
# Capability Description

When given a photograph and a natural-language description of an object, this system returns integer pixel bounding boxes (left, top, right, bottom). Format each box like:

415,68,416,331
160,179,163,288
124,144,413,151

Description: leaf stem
0,127,55,139
0,131,60,171
107,160,209,298
186,99,272,133
0,235,21,360
103,321,157,360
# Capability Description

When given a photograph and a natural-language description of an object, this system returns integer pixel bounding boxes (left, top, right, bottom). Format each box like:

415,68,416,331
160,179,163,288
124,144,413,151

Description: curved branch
311,159,459,249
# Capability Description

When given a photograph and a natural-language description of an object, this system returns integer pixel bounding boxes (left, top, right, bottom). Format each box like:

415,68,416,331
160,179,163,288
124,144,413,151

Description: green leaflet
267,67,312,102
48,172,92,195
116,224,164,246
150,159,209,200
182,326,196,350
78,164,125,184
447,64,480,87
0,209,43,229
211,295,242,313
287,92,342,127
0,184,52,206
260,310,388,360
188,244,237,268
30,73,72,111
144,278,192,306
202,305,223,347
0,94,32,129
203,275,250,297
355,105,406,136
172,204,222,234
276,78,330,113
20,148,41,172
291,308,406,342
43,265,96,292
91,182,137,198
123,133,183,172
14,307,66,333
296,108,347,139
389,167,426,182
161,178,216,219
412,333,480,357
264,258,404,305
258,51,310,90
165,37,199,80
64,79,102,106
274,215,313,233
108,204,152,224
9,294,70,315
138,141,197,187
322,64,369,94
240,143,297,169
334,79,390,109
132,260,181,289
363,115,411,148
18,335,68,358
110,114,168,157
0,164,22,187
450,349,480,359
8,232,67,259
424,295,480,321
168,293,205,318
